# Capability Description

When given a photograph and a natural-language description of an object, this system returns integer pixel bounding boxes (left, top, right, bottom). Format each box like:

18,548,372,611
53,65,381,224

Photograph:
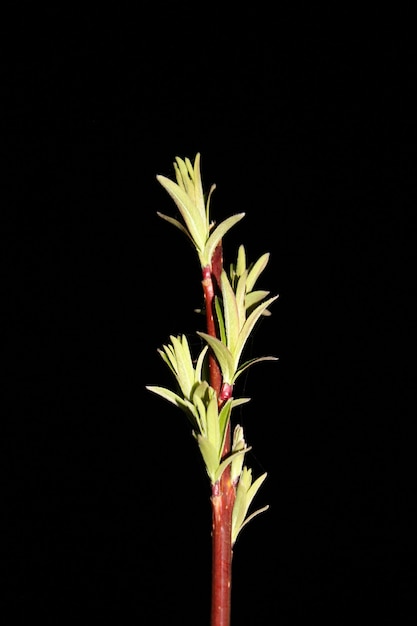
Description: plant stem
210,468,234,626
202,242,235,626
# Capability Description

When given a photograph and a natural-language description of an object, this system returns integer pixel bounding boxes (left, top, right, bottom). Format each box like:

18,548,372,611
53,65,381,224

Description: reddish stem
202,242,236,626
210,472,234,626
202,263,222,397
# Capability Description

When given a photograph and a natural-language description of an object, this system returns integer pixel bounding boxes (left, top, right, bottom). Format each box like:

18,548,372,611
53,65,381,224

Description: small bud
220,382,233,402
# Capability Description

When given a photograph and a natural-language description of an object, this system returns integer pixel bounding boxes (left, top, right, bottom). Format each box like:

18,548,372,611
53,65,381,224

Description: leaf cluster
147,154,277,544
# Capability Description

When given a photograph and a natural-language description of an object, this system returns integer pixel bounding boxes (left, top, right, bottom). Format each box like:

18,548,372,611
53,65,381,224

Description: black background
6,5,416,625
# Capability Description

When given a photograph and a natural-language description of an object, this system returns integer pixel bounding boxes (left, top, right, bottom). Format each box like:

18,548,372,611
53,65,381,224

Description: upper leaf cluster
156,153,245,268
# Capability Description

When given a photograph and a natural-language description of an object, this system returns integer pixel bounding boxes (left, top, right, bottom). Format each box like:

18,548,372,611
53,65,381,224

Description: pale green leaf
203,213,245,267
221,270,240,353
231,467,252,540
170,335,194,398
236,244,246,277
156,212,193,242
197,332,235,384
156,175,206,252
195,345,209,381
190,380,211,402
245,471,268,512
196,435,219,482
234,505,270,544
246,252,270,292
233,295,279,372
230,397,251,408
214,296,227,345
233,356,279,383
190,153,207,226
157,346,177,377
231,424,246,483
145,385,199,426
245,290,270,311
205,183,216,223
206,393,220,453
234,470,268,540
145,385,183,406
196,396,211,437
174,156,199,218
235,270,248,328
214,447,250,483
218,399,233,454
231,469,268,544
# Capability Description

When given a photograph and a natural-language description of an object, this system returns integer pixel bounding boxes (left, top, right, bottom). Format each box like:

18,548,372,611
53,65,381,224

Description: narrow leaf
233,356,279,383
245,290,270,311
197,332,235,384
170,335,194,398
194,345,209,381
156,175,206,251
221,270,240,353
145,385,199,426
203,213,245,267
206,393,220,453
246,252,270,292
214,296,227,345
235,505,270,543
236,244,246,276
218,399,233,453
214,447,251,483
191,153,207,225
233,295,279,371
156,212,192,242
196,435,219,482
235,270,248,328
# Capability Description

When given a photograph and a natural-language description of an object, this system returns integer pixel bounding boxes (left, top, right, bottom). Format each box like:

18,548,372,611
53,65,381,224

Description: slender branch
152,155,274,626
201,242,222,398
210,473,234,626
202,241,235,626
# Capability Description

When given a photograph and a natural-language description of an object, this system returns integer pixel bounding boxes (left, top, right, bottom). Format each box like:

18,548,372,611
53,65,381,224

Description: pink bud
220,382,233,401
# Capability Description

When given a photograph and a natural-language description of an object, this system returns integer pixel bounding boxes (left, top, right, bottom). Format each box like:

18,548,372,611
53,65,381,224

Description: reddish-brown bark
202,241,236,626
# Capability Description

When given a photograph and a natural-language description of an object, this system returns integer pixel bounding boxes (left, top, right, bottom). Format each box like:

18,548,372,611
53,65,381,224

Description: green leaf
236,244,247,277
235,504,270,542
206,392,220,454
195,345,209,381
197,397,212,437
203,213,245,267
145,385,198,426
157,346,177,377
214,448,250,483
245,289,271,311
233,295,279,372
145,384,181,405
214,296,227,345
231,424,247,483
168,335,194,398
245,471,268,513
218,399,233,454
220,270,240,353
235,270,247,327
197,332,235,384
234,355,279,382
156,212,193,243
196,435,219,482
156,175,206,252
205,183,216,224
246,252,270,292
189,153,207,226
231,397,251,408
231,468,269,545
